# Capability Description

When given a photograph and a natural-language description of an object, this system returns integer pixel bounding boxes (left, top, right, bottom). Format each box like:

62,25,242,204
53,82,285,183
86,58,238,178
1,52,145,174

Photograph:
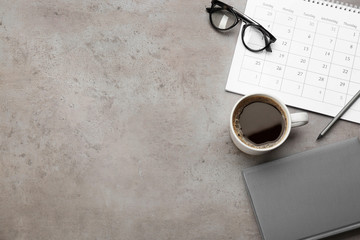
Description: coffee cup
230,93,308,155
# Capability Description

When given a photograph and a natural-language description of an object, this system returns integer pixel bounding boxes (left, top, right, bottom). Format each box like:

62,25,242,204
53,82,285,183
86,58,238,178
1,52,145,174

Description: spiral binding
304,0,360,13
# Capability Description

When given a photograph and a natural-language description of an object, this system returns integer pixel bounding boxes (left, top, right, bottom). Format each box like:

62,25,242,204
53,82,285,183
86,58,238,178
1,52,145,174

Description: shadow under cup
231,95,290,150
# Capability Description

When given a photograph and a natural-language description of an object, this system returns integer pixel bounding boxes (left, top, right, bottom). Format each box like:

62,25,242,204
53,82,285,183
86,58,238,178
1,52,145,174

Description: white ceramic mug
230,93,308,155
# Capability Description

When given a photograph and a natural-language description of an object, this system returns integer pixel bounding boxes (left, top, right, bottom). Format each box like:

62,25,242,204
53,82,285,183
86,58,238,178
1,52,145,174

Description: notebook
226,0,360,123
242,137,360,240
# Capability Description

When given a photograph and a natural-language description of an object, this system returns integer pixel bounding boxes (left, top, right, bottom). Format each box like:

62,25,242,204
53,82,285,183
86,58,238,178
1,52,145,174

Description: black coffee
236,101,285,146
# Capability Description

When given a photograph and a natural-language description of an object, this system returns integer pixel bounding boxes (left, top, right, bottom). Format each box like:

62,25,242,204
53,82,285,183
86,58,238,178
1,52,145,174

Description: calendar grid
242,8,360,101
239,79,352,105
347,28,360,100
227,0,360,123
261,9,278,91
299,16,318,98
278,12,297,92
238,22,358,96
321,21,340,102
241,44,359,73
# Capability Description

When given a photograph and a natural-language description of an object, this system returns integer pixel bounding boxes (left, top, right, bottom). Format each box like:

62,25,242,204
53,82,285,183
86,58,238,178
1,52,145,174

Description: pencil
317,89,360,140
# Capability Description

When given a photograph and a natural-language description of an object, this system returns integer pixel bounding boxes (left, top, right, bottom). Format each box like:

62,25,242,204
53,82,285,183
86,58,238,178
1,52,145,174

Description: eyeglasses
206,0,276,52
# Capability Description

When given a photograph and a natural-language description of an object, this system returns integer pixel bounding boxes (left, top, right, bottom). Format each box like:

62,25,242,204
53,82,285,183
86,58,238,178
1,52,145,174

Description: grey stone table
1,0,360,239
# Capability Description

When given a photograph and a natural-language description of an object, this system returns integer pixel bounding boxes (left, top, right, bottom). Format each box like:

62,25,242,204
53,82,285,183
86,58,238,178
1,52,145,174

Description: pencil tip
316,134,323,141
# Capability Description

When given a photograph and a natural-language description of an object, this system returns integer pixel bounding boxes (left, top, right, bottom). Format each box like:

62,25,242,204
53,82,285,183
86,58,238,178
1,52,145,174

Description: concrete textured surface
1,0,360,239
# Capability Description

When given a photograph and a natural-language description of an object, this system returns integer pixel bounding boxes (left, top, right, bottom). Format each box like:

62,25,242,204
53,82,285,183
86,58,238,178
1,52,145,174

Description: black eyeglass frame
206,0,277,52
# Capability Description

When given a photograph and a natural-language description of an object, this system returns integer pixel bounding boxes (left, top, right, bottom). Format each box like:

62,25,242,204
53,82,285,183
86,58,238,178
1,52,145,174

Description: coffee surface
237,102,285,146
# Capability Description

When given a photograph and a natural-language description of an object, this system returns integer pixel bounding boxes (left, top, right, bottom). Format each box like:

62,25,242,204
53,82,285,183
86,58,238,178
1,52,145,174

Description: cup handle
290,112,308,128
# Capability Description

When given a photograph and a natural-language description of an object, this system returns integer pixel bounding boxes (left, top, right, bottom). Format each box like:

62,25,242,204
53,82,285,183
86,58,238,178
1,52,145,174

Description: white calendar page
226,0,360,123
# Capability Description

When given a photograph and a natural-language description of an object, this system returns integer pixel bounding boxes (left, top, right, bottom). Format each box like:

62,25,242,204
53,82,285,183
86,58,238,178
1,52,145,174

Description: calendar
226,0,360,123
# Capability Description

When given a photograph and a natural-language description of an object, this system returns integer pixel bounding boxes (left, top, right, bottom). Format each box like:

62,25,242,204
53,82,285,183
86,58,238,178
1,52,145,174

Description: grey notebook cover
243,137,360,240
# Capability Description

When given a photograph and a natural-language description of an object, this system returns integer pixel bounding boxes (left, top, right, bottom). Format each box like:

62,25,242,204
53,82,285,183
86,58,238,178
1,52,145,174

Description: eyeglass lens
210,6,237,30
242,25,269,51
